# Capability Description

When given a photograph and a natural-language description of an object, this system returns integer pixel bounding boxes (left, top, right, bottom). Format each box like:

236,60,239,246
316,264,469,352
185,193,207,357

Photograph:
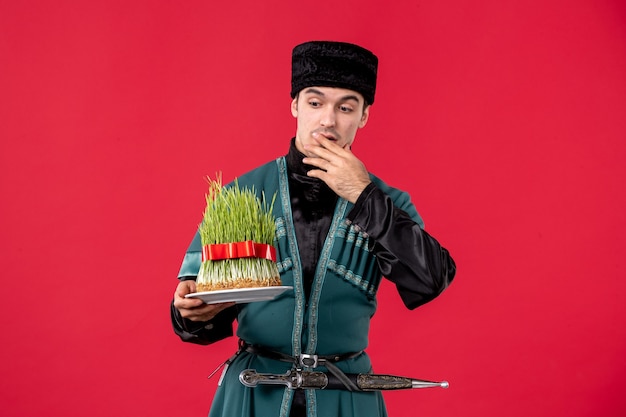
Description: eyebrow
303,87,361,103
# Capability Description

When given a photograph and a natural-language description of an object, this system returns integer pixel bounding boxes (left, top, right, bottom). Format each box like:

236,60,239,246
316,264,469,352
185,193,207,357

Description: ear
358,105,370,128
291,97,298,118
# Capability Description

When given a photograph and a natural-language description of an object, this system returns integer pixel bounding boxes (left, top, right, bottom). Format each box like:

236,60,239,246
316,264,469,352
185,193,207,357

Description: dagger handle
239,369,299,389
240,369,331,389
299,371,329,389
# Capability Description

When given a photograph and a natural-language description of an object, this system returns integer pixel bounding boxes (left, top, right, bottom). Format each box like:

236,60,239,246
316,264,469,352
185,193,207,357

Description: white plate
185,286,293,304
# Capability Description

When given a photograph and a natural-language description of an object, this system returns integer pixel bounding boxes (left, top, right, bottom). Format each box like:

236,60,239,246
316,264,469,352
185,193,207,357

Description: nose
320,107,336,127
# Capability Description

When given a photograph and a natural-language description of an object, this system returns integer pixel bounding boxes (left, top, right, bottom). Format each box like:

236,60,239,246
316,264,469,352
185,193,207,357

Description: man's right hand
173,280,235,322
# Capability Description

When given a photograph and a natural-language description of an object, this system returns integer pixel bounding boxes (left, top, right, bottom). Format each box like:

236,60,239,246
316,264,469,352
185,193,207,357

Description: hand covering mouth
313,129,340,141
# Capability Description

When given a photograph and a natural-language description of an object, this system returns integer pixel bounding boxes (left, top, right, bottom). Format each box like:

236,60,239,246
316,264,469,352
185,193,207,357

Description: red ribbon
202,241,277,262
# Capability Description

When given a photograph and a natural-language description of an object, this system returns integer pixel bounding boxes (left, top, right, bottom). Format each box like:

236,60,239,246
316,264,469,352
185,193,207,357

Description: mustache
312,128,341,141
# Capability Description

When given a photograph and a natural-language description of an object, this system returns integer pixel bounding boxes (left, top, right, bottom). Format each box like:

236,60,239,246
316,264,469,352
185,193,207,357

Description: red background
1,1,625,416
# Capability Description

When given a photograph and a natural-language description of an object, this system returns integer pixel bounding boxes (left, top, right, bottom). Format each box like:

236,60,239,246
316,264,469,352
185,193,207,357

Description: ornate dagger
239,369,449,391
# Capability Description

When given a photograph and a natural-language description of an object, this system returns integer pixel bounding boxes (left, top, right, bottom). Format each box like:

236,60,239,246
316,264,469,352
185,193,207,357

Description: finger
174,296,204,310
310,134,345,155
174,280,196,296
304,143,335,161
305,168,326,181
312,132,343,147
179,302,215,319
302,156,331,171
184,302,235,321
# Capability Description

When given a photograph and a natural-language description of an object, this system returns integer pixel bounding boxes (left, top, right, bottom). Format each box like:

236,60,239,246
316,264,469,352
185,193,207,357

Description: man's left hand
303,134,371,203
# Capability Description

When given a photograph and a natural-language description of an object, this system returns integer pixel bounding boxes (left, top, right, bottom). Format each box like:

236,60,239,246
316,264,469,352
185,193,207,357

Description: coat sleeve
170,294,238,345
346,183,456,309
170,231,238,345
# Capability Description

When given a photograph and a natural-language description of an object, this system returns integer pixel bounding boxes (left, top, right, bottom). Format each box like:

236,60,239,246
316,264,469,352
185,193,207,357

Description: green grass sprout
196,174,280,291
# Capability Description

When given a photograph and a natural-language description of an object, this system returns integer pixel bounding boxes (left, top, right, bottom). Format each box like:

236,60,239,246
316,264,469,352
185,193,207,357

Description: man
171,40,456,417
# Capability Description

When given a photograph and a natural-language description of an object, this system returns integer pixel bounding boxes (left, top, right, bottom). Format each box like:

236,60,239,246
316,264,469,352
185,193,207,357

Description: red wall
1,1,625,416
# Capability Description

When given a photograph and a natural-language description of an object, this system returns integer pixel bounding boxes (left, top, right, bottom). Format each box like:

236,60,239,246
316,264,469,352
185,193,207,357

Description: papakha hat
290,41,378,105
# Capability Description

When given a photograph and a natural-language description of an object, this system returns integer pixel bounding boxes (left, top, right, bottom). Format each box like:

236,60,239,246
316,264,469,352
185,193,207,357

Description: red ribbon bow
202,240,277,262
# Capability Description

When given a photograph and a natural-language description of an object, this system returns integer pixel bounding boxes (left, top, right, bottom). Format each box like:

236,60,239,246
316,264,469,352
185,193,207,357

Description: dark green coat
176,156,455,417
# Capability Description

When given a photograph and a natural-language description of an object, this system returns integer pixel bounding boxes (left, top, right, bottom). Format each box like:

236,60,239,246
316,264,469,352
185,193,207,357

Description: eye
308,100,321,108
339,105,354,113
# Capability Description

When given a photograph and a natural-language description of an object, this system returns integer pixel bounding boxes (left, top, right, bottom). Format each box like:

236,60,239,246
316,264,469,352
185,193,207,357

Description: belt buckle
298,353,318,368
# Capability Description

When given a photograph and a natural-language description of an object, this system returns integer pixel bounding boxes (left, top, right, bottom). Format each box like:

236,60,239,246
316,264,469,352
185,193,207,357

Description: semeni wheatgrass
196,175,280,292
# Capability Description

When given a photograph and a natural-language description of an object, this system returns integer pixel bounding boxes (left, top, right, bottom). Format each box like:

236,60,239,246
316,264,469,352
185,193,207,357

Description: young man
171,40,456,417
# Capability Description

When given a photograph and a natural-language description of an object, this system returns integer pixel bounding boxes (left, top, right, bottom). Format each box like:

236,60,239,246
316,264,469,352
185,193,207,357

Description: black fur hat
291,41,378,105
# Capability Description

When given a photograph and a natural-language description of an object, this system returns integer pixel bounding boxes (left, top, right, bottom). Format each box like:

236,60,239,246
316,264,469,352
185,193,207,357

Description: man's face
291,86,370,156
